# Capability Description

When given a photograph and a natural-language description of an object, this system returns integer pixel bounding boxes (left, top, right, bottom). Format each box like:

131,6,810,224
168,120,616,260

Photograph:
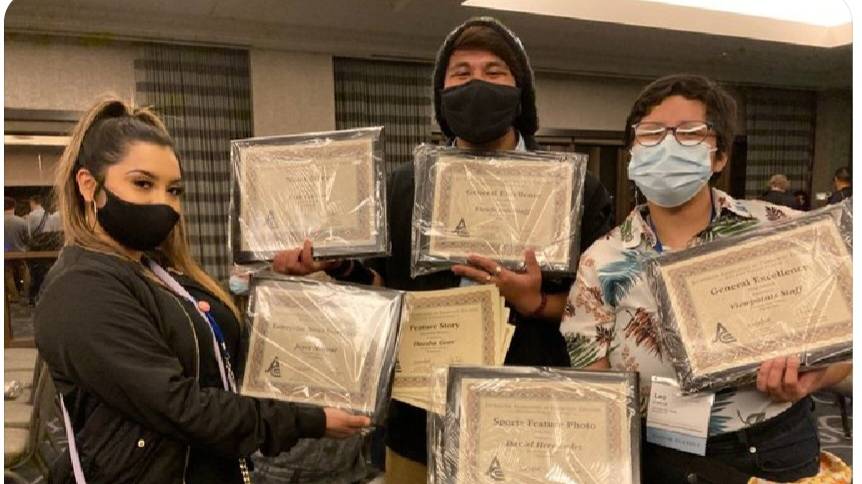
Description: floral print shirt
561,188,797,435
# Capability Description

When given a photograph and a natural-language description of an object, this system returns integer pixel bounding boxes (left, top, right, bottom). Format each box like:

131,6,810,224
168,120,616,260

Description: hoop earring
89,199,98,231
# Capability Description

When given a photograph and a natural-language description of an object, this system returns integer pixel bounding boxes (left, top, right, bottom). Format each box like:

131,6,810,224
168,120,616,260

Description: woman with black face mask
34,98,371,484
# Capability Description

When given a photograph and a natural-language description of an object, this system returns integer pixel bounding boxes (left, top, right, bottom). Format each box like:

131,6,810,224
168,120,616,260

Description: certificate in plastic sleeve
648,207,853,393
240,273,402,422
438,366,640,484
230,127,388,263
412,146,586,277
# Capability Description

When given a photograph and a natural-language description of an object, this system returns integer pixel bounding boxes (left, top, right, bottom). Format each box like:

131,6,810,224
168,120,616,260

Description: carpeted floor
812,392,853,466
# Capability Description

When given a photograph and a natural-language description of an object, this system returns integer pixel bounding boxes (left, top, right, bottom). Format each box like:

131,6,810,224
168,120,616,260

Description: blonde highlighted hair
55,96,239,317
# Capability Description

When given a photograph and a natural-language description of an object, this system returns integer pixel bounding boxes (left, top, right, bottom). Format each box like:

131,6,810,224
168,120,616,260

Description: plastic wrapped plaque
433,366,640,484
230,127,388,263
412,145,586,277
646,200,853,394
427,365,536,484
240,272,402,423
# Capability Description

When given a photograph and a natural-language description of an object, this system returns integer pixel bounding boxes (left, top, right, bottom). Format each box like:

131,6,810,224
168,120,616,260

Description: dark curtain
334,58,433,174
135,44,252,281
744,88,816,198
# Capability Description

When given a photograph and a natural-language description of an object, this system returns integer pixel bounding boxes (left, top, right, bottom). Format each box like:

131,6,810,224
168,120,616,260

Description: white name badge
646,376,714,455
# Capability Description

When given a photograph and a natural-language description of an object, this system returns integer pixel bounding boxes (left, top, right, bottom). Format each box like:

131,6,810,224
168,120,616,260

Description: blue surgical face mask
228,275,249,295
628,136,715,208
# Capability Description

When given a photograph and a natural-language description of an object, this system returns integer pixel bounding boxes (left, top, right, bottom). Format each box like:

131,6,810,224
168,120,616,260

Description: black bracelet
325,260,375,286
324,260,353,279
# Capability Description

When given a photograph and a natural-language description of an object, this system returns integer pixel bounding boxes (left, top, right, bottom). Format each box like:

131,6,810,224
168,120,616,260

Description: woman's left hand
756,356,826,403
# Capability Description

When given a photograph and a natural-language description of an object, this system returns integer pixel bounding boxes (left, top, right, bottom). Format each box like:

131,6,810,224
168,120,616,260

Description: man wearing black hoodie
273,17,613,482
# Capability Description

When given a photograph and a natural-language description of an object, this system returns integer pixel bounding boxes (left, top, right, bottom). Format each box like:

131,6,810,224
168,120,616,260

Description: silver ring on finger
485,274,492,283
494,265,502,275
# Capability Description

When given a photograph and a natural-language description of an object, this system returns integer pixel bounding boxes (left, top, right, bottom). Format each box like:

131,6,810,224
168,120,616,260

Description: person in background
562,74,851,483
45,205,62,232
793,189,810,211
271,17,613,484
24,194,62,233
5,197,28,252
35,97,370,483
762,174,798,209
25,194,47,234
23,194,63,304
4,196,30,302
828,166,852,204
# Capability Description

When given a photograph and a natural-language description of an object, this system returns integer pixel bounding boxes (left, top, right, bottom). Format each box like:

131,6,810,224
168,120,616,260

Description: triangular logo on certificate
264,210,279,231
486,456,505,481
394,359,402,373
712,322,737,344
265,356,282,378
454,218,469,237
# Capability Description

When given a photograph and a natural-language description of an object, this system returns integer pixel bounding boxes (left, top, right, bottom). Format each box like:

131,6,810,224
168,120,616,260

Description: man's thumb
525,249,540,274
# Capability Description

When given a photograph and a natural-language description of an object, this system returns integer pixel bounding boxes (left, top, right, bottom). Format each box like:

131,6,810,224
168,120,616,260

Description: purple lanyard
60,261,242,484
60,394,87,483
147,260,237,392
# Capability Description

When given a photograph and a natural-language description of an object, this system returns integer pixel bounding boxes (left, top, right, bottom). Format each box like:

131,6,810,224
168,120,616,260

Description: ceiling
465,0,852,47
4,0,853,89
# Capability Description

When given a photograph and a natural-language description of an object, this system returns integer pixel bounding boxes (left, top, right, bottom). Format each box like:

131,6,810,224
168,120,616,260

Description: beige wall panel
250,49,335,136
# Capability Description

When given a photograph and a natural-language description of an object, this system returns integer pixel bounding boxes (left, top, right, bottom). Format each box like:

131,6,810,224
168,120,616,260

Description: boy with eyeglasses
561,74,851,483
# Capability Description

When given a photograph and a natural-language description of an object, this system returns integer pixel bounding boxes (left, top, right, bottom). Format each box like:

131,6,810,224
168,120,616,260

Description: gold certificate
392,285,512,410
240,275,401,418
655,214,852,392
231,128,386,262
452,373,638,484
419,148,581,271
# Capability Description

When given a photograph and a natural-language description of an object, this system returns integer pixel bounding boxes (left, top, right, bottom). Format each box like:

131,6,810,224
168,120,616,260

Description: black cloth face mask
96,186,180,251
440,79,521,145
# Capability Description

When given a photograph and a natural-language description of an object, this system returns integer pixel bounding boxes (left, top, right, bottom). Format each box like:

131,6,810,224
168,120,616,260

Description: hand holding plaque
240,273,402,422
230,127,388,263
411,145,586,277
647,203,853,394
